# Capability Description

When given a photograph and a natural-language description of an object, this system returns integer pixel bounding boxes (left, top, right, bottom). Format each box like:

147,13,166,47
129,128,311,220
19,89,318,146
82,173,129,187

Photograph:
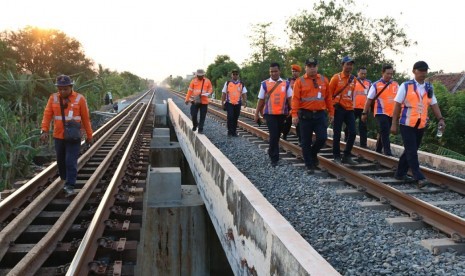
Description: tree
0,26,95,79
421,83,465,156
242,23,287,103
206,55,240,96
286,0,415,80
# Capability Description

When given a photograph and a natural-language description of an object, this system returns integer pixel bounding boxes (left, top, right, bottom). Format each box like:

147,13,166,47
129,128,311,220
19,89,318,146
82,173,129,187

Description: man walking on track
391,61,446,189
291,58,333,174
362,64,398,156
254,62,292,167
221,69,247,137
329,56,359,165
40,75,93,196
185,69,213,134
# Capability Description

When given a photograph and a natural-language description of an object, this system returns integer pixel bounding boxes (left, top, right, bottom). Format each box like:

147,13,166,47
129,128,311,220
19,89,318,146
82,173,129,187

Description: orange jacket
329,72,356,110
291,73,334,117
185,77,213,105
41,91,93,140
399,81,432,129
353,78,371,109
372,79,399,117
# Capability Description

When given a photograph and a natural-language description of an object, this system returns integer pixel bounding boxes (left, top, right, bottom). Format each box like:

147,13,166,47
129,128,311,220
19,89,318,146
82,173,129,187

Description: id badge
68,110,74,118
364,88,368,95
347,90,352,97
317,92,322,99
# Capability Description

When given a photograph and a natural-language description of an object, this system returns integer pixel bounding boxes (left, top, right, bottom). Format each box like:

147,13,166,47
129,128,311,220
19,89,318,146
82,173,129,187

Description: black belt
300,109,324,113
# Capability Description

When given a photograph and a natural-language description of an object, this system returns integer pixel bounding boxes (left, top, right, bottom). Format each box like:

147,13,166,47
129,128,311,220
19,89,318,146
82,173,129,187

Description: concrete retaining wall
168,99,340,275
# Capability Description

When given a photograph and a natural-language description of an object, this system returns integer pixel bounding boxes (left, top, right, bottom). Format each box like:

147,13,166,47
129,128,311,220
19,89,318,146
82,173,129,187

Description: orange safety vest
291,74,332,117
330,73,356,110
373,80,399,117
262,79,290,115
226,81,244,105
399,81,432,129
41,91,93,139
185,77,213,105
353,78,371,109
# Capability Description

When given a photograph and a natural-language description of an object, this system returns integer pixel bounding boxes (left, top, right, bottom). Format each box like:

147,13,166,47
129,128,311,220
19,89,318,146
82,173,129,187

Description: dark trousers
395,125,425,180
282,116,300,142
264,114,286,162
226,102,241,135
375,114,393,155
190,104,208,131
344,108,367,147
299,111,327,167
54,138,81,186
333,106,356,158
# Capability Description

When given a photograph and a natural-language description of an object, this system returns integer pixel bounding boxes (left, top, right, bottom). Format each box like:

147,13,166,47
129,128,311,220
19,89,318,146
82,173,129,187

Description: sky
1,0,464,83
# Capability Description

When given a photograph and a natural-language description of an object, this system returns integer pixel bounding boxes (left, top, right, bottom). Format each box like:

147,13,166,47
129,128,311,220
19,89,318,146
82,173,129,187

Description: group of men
184,57,446,188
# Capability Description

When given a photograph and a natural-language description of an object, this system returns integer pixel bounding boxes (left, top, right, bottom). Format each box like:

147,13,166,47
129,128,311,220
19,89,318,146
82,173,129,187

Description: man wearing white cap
185,69,213,134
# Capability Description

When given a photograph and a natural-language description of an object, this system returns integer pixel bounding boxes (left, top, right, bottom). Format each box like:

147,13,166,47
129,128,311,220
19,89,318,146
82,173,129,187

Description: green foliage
0,27,151,190
206,55,240,94
286,0,415,80
0,26,95,79
421,83,465,155
0,98,40,189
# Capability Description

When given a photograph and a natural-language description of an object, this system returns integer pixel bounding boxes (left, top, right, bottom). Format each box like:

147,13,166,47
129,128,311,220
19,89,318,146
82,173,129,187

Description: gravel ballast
156,88,465,276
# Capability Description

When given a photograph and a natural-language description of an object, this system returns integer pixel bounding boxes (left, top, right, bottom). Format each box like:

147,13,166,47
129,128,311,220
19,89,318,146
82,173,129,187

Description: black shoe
232,133,238,137
305,165,315,174
417,179,429,189
342,155,359,165
395,175,416,183
198,129,204,134
334,156,342,164
63,185,76,196
192,126,197,131
282,134,287,140
312,155,320,167
271,161,278,167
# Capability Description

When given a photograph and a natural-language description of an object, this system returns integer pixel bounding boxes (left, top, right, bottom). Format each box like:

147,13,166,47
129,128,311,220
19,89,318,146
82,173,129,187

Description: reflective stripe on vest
53,93,83,121
263,80,289,115
353,79,370,109
300,75,325,102
399,81,431,128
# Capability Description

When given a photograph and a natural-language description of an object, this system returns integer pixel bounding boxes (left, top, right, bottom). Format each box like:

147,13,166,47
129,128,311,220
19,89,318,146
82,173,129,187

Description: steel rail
202,91,465,195
6,103,147,276
203,98,465,240
0,89,152,224
0,107,134,261
65,90,155,275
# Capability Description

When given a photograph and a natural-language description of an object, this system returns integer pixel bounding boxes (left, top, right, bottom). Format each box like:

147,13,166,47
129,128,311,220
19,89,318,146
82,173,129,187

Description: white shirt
367,79,392,99
394,79,437,105
221,80,248,93
257,78,293,99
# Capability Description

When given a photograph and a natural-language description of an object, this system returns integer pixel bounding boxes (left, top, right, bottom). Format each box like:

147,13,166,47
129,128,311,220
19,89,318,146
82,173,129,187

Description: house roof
427,73,465,93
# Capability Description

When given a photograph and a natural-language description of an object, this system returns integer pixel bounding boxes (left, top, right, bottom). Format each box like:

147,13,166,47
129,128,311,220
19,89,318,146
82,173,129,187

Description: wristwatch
361,112,367,115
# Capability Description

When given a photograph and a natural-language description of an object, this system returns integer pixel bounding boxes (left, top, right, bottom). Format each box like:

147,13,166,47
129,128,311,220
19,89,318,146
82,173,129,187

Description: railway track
171,89,465,246
0,90,154,275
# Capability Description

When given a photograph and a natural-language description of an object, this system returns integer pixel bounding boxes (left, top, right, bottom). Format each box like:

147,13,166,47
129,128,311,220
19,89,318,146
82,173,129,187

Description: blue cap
55,75,74,86
341,56,355,64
